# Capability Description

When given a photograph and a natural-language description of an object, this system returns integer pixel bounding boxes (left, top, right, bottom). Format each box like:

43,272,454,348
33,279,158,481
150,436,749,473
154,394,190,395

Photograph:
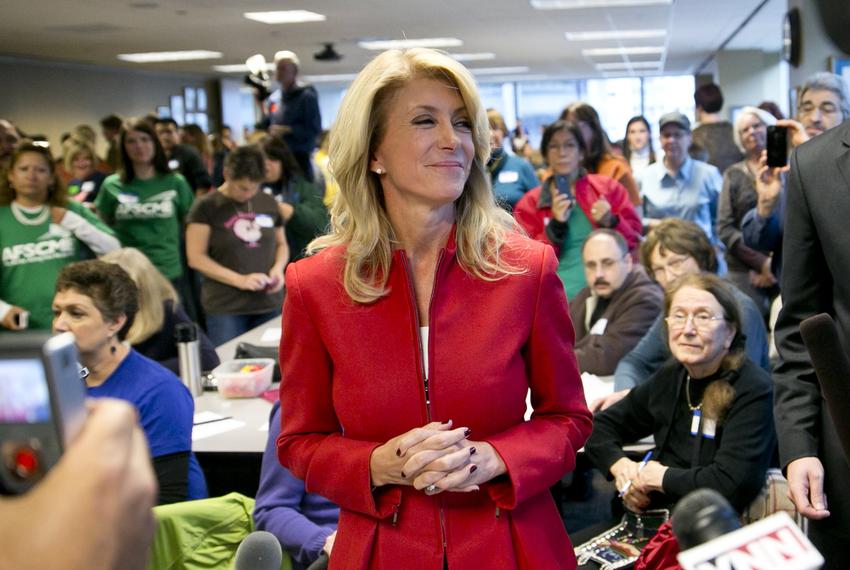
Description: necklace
685,374,703,411
10,201,49,226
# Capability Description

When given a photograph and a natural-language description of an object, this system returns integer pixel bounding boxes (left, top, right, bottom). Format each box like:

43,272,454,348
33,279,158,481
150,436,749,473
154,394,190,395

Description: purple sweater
254,402,339,569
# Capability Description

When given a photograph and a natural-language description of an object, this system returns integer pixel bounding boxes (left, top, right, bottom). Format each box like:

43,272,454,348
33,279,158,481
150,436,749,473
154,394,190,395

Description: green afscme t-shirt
0,202,113,329
96,172,194,279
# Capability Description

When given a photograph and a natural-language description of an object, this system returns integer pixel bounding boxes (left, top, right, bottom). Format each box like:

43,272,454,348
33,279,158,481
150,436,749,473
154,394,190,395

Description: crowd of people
2,46,849,568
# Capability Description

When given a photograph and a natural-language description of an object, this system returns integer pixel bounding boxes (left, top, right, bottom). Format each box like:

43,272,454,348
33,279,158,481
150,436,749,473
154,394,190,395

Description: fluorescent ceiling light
469,66,530,75
565,29,666,41
448,52,496,62
595,61,662,70
303,73,359,83
358,37,463,50
118,50,222,63
582,46,664,56
243,10,326,24
212,63,276,73
532,0,671,8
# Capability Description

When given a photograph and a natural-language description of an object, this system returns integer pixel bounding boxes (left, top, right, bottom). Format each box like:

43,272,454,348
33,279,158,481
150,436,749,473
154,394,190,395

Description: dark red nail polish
470,447,477,455
396,448,401,456
464,428,471,437
470,465,478,473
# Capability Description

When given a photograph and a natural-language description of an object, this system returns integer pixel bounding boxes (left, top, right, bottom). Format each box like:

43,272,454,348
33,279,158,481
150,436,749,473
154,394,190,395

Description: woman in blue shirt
52,259,207,504
486,109,539,211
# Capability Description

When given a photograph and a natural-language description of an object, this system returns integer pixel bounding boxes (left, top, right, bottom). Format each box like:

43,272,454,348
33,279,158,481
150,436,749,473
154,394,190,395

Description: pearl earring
375,168,384,175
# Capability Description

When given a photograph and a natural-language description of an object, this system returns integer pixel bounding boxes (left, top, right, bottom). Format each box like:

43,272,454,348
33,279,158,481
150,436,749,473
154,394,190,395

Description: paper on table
582,372,614,406
194,411,226,424
192,419,246,441
259,328,281,343
522,373,613,421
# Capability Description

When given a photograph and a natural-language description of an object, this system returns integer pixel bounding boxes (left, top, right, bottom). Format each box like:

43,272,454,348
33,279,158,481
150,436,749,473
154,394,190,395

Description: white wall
0,56,209,156
716,50,786,118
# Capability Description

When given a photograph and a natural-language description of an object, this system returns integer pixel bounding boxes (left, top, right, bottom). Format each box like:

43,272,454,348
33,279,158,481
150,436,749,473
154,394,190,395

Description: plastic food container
212,358,275,398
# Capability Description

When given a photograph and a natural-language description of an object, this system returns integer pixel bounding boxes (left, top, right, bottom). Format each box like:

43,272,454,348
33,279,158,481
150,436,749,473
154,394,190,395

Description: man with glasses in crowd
568,229,663,376
591,218,769,411
741,72,850,283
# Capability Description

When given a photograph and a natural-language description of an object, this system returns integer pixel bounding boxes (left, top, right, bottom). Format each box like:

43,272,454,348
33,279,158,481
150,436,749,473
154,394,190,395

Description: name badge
81,180,95,193
589,318,608,335
702,418,717,439
168,159,180,171
255,214,274,228
690,410,701,436
118,193,138,204
498,170,519,184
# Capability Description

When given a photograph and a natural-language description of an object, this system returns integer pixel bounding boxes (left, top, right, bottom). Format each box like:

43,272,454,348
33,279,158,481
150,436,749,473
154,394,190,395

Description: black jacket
774,118,850,553
586,358,775,511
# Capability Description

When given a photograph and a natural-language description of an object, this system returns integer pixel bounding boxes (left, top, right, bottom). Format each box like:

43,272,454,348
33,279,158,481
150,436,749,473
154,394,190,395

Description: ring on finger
426,484,437,494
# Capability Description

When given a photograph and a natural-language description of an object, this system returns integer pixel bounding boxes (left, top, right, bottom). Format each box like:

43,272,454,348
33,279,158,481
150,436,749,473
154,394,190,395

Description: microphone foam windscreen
233,531,283,570
671,488,741,550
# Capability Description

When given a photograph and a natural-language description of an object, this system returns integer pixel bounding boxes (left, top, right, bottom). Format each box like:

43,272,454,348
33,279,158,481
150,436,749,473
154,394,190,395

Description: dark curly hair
55,260,139,341
225,145,267,182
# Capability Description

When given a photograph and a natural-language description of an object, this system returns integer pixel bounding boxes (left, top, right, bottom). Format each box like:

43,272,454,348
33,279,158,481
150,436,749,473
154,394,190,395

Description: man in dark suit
774,115,850,568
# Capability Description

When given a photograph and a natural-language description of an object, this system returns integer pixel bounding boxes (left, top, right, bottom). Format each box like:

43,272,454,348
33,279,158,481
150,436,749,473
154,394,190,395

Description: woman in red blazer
513,120,642,301
277,48,593,569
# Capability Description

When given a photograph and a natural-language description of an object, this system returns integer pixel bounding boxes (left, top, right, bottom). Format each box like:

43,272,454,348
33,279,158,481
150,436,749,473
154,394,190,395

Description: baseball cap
659,111,691,131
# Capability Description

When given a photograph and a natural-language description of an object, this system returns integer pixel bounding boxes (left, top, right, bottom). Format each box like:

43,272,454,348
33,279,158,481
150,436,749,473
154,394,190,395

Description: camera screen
0,359,51,423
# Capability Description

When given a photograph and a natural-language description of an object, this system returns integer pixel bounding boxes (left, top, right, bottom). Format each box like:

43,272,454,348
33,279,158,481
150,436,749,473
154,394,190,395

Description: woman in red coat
277,48,593,569
514,120,642,300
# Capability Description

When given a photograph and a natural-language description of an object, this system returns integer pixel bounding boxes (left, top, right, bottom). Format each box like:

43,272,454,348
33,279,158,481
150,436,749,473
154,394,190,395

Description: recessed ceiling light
531,0,672,8
565,29,666,41
243,10,326,24
118,50,222,63
582,46,665,57
358,37,463,50
448,52,497,62
212,63,276,73
595,61,662,70
303,74,359,83
469,66,530,75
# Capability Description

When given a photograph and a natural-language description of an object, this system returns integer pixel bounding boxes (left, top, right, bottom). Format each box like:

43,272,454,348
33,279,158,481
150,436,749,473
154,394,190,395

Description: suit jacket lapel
835,122,850,190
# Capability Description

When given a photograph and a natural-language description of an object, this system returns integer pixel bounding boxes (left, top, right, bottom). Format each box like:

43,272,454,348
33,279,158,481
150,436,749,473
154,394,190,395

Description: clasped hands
369,420,506,496
610,457,667,513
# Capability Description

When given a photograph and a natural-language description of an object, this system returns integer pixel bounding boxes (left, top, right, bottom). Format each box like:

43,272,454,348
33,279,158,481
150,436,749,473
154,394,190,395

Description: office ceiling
0,0,785,82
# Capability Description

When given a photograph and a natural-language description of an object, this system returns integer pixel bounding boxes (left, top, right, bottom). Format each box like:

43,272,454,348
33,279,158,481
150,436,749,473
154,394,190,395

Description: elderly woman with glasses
585,272,775,514
717,106,779,320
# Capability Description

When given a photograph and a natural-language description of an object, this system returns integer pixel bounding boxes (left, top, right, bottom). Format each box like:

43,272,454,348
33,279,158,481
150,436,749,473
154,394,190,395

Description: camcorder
0,333,87,495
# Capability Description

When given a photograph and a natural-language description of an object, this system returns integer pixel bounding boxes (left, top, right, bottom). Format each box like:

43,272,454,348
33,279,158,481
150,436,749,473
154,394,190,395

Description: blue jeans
205,310,280,347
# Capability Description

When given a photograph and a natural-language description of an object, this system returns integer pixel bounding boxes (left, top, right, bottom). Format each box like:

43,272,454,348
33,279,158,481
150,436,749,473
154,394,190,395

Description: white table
192,390,274,453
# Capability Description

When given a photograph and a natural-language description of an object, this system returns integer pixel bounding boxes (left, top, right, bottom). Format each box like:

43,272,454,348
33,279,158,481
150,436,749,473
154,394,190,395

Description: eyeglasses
546,142,580,153
798,102,840,116
584,255,627,272
665,311,726,331
651,255,692,280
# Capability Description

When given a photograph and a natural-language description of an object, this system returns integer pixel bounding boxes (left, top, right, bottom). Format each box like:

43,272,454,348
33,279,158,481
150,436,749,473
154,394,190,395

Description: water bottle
176,322,203,397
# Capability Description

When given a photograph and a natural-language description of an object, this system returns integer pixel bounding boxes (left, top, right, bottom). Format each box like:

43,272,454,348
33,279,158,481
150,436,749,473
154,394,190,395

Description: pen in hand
618,450,653,498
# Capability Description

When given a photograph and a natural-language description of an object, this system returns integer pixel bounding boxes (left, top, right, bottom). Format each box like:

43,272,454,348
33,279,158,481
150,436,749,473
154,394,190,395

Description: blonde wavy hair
100,247,178,345
309,48,522,303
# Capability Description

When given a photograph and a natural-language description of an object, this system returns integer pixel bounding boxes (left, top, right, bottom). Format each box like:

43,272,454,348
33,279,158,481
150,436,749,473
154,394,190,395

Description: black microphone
671,488,741,550
799,312,850,464
305,551,329,570
233,531,282,570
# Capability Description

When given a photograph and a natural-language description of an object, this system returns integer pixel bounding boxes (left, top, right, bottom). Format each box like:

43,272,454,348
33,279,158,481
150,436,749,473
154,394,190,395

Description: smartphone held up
766,125,789,168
